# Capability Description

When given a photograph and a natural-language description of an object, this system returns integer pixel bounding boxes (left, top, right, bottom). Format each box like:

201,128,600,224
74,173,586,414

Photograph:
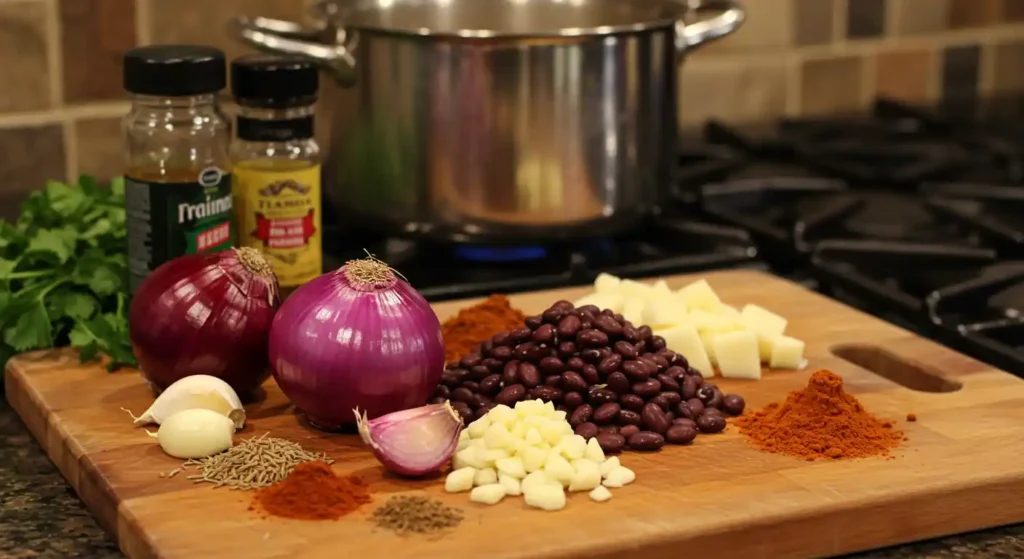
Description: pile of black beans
430,300,747,454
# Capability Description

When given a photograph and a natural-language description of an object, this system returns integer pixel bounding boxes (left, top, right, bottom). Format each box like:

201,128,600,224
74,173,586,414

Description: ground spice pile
372,495,463,535
182,433,333,490
441,294,526,363
254,461,370,520
735,369,904,461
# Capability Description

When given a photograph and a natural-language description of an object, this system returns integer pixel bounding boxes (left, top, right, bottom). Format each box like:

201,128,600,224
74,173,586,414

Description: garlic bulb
124,374,245,429
148,408,235,459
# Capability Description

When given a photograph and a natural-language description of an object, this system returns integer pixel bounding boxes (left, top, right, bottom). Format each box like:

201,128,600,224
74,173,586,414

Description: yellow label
233,161,322,288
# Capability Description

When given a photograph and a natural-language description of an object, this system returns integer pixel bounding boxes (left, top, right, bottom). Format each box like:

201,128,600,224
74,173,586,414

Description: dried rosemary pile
181,433,333,490
372,495,463,535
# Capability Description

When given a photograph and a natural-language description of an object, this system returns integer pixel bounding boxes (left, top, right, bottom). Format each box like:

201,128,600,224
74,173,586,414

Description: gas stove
323,96,1024,379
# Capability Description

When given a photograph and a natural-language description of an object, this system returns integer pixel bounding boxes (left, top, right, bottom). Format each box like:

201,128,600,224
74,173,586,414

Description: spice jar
229,55,322,293
122,45,234,294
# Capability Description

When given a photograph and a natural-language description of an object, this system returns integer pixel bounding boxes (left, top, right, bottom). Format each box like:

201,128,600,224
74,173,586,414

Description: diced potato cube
676,279,721,310
480,448,509,467
621,297,646,326
521,446,548,473
524,427,543,446
589,485,613,502
559,435,587,461
599,456,620,478
455,446,487,470
619,279,654,299
769,336,806,369
499,474,522,496
574,292,625,313
584,437,605,463
466,415,490,438
740,304,788,336
642,298,689,329
540,422,564,446
656,323,714,377
593,272,622,293
652,279,672,295
523,483,567,511
520,470,550,494
473,467,498,486
543,454,575,486
567,459,602,492
470,483,507,505
484,423,515,449
495,456,527,479
444,467,476,493
712,330,762,380
602,466,636,488
712,304,742,320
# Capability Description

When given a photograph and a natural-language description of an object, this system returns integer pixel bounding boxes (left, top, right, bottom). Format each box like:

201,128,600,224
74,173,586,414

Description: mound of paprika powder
254,461,370,520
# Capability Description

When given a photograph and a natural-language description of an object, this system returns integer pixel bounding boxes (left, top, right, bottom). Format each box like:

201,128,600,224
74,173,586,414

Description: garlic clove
153,408,235,459
124,375,246,429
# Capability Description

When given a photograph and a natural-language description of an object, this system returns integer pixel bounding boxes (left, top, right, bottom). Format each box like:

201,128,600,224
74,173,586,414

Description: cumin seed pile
181,433,333,490
372,495,464,535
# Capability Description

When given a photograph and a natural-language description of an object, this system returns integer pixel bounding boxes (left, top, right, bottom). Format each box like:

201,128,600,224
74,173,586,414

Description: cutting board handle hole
829,344,963,393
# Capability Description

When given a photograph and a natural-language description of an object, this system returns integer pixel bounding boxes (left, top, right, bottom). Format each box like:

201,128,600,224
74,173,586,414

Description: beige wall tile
678,58,790,127
703,0,794,53
143,0,307,64
949,0,1003,28
891,0,950,35
75,118,124,182
794,0,835,45
60,0,137,104
0,124,65,221
0,1,51,112
875,48,935,102
993,40,1024,93
800,56,864,115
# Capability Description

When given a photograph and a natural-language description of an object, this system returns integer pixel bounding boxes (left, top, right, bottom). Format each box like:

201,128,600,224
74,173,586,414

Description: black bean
637,325,653,341
524,315,543,329
494,384,526,406
502,361,520,385
588,387,618,405
429,396,446,405
601,308,615,317
459,354,482,368
674,401,695,420
557,341,577,357
580,348,602,364
575,422,599,439
620,394,645,411
696,413,727,434
623,325,642,343
570,404,594,427
686,398,705,417
538,356,565,375
628,431,665,451
593,315,624,336
450,387,475,404
656,373,680,392
541,307,564,324
595,433,626,454
641,402,670,434
597,347,613,360
552,300,574,311
532,324,556,344
685,367,704,381
580,365,601,385
577,304,600,315
441,371,462,389
469,365,491,381
514,342,537,361
489,345,513,360
544,375,562,387
697,384,723,408
557,313,581,335
613,313,626,324
665,365,686,381
481,339,495,355
566,356,585,371
673,417,697,428
471,393,492,408
618,409,642,426
597,354,622,375
703,407,724,418
632,378,661,397
649,335,667,351
577,329,609,348
491,332,512,347
531,385,564,402
563,391,584,410
593,402,621,424
433,384,451,398
460,381,480,393
666,424,698,445
613,340,639,359
652,391,682,410
621,360,650,382
472,407,489,421
561,371,589,392
722,394,746,415
598,425,620,435
478,374,501,395
606,371,630,394
637,356,661,376
664,411,676,424
619,424,640,439
681,375,702,399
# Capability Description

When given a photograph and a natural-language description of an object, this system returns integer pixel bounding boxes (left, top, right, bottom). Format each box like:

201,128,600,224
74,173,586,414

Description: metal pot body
232,1,745,242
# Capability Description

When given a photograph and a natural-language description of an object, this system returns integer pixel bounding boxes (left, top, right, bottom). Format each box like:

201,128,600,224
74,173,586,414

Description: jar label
232,163,322,288
125,170,235,294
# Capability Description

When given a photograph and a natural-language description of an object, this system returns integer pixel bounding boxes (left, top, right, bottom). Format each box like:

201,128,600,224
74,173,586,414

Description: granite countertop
3,399,1024,559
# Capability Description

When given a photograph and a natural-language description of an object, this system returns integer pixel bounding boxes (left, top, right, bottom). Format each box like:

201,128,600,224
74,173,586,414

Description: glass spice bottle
229,55,322,294
122,45,235,294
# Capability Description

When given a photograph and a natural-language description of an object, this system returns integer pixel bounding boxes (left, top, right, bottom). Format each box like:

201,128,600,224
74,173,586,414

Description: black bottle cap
231,55,319,108
123,45,226,96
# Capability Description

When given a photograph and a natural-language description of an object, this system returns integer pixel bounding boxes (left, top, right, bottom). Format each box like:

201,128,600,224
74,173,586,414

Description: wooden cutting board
6,269,1024,559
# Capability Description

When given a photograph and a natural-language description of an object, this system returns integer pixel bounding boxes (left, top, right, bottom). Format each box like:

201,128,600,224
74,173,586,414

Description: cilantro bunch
0,176,136,372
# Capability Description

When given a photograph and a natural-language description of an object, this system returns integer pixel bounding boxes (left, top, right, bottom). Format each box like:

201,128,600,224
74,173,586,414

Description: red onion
129,247,280,395
355,402,463,476
268,257,445,431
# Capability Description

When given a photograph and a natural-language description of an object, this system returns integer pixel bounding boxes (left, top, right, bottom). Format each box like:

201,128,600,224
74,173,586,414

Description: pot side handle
675,0,746,56
228,16,358,87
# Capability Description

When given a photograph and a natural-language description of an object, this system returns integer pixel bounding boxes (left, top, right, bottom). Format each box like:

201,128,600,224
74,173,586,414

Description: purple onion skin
268,265,445,431
129,249,280,395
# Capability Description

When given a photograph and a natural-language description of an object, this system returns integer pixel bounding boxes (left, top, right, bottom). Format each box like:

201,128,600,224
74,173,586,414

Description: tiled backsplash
0,0,1022,218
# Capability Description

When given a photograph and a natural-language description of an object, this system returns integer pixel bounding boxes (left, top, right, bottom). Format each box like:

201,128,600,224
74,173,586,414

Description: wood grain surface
6,269,1024,559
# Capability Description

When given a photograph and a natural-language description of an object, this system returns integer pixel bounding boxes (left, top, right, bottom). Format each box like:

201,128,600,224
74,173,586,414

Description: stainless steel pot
231,0,745,243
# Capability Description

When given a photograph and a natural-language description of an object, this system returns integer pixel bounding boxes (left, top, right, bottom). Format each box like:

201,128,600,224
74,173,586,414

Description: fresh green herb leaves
0,175,135,372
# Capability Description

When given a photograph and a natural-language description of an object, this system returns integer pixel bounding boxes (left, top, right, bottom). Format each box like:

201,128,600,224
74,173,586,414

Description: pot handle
229,15,357,87
676,0,746,55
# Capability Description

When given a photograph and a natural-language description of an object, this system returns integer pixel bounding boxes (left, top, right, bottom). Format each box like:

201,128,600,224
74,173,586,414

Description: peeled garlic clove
152,408,235,459
124,375,246,428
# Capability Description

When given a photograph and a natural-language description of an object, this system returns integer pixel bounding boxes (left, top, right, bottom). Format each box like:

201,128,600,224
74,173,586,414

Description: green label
125,169,235,294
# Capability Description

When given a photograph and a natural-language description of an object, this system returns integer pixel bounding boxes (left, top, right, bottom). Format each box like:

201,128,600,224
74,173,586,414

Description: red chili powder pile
254,461,370,520
735,369,904,461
